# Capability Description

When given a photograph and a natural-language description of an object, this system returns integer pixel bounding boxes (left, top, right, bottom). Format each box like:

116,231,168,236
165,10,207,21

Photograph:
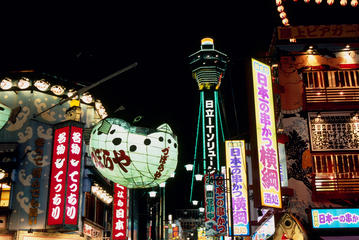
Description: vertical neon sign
112,184,128,239
225,140,250,235
48,122,83,226
251,59,282,208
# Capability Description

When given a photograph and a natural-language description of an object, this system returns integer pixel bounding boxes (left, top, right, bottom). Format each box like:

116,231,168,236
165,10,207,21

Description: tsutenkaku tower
188,38,229,201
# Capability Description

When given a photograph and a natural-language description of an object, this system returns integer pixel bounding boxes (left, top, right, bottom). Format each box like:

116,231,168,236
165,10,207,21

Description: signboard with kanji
47,121,83,226
251,59,282,209
225,140,250,236
312,208,359,229
112,184,128,239
278,24,359,40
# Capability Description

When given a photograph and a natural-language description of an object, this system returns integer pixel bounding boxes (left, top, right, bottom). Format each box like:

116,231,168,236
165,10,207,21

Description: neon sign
225,140,250,236
252,58,282,208
312,208,359,229
112,184,128,239
47,122,83,226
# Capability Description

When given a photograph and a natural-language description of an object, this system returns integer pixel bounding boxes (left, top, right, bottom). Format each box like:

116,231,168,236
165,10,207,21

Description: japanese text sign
213,174,228,235
312,208,359,229
47,123,83,226
225,140,250,236
278,24,359,40
252,59,282,208
113,184,128,239
204,174,217,236
202,91,219,169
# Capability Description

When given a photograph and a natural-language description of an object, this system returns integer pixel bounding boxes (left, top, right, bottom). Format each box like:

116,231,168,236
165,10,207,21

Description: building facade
270,24,359,239
0,70,116,240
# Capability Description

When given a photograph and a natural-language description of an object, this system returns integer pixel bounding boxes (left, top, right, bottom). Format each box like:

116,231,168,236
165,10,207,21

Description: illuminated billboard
225,140,250,236
312,208,359,229
90,118,178,188
201,91,220,170
251,58,282,208
47,122,83,226
112,184,128,239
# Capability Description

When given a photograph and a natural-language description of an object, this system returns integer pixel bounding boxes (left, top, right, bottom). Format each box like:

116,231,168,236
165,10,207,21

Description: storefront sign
251,215,275,240
29,138,45,225
225,140,250,236
213,174,227,235
83,222,103,239
252,58,282,208
278,24,359,40
204,174,217,236
112,184,128,239
312,208,359,229
64,126,83,225
47,122,83,226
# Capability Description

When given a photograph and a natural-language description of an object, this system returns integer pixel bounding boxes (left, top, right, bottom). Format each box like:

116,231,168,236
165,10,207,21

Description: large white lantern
89,118,178,188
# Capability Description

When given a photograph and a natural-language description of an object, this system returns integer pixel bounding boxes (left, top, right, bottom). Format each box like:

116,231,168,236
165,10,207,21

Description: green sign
0,103,11,130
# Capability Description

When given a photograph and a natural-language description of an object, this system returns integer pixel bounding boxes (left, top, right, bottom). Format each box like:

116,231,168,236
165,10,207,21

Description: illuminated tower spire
189,38,228,90
188,38,229,202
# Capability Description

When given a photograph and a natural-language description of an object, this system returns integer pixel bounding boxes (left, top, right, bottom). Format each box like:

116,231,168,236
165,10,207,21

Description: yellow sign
252,59,282,208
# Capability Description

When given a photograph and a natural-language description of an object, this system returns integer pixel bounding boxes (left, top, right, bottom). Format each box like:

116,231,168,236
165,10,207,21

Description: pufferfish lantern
89,118,178,188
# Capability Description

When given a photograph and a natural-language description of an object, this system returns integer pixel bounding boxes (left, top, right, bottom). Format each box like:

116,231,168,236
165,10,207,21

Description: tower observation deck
188,38,229,90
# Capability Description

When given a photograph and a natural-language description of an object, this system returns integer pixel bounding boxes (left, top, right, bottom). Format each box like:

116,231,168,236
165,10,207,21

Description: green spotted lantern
89,118,178,188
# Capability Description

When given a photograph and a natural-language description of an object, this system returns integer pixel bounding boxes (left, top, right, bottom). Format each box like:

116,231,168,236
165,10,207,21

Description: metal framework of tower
188,38,229,202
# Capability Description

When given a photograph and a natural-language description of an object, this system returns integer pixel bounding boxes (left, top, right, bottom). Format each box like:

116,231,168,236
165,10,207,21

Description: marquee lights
34,79,50,91
0,76,108,119
18,77,31,89
91,184,113,204
50,85,65,96
0,78,12,90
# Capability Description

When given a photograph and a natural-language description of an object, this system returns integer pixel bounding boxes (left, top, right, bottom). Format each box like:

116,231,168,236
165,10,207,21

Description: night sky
0,2,357,213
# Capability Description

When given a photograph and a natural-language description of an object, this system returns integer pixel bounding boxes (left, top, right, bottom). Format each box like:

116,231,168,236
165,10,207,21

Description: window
0,183,11,207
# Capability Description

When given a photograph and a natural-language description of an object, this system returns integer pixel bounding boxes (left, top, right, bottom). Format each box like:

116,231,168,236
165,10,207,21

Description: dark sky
0,1,357,212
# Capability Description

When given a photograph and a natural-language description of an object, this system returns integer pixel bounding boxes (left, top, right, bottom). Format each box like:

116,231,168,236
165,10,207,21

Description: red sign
112,184,128,239
65,126,83,225
47,124,83,226
48,126,70,225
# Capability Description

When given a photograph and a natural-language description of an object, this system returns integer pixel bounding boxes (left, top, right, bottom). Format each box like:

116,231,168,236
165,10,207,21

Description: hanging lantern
89,118,178,188
304,0,310,3
277,5,285,12
327,0,334,5
315,0,322,3
351,0,358,6
340,0,347,5
276,0,283,5
282,18,289,26
279,11,287,19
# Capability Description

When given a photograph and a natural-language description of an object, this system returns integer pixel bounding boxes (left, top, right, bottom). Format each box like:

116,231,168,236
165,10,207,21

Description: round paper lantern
304,0,310,3
351,0,358,6
280,12,287,19
276,0,283,6
89,118,178,188
315,0,322,3
340,0,347,5
277,5,284,12
282,18,290,26
327,0,334,5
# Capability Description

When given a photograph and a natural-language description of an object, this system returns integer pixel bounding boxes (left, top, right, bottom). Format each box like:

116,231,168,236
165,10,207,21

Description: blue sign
311,208,359,229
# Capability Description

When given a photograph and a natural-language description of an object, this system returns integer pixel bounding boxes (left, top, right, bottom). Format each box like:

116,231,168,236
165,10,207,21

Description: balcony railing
312,152,359,198
303,69,359,103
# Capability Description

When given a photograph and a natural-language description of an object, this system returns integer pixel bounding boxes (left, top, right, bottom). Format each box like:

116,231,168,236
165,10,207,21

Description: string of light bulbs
276,0,358,26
